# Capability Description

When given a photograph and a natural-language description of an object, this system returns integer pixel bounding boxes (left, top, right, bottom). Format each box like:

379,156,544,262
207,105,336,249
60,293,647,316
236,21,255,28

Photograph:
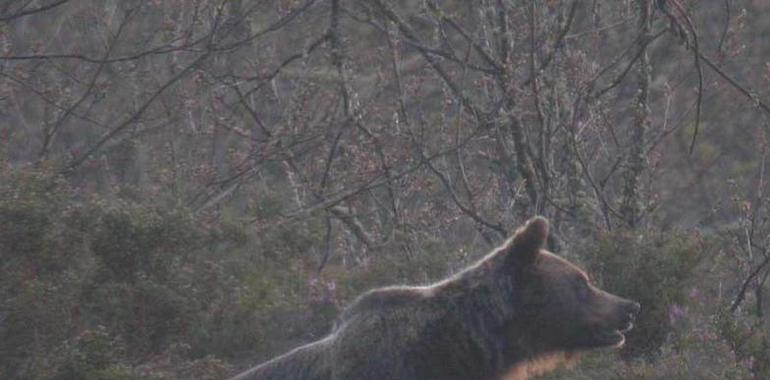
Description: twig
730,250,770,312
60,52,210,175
0,0,69,22
593,29,666,99
697,52,770,116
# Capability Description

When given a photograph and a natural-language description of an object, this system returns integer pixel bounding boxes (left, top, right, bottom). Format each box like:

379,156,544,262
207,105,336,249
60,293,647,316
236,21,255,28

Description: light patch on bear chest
499,352,580,380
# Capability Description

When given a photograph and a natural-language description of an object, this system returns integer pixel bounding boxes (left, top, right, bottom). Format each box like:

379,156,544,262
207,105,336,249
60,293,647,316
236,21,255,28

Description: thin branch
421,150,507,238
534,0,579,81
239,33,330,98
731,249,770,312
368,0,488,121
592,29,666,99
717,0,731,54
275,121,488,223
40,8,136,160
440,15,502,72
0,0,69,22
660,1,705,156
60,52,211,175
697,51,770,117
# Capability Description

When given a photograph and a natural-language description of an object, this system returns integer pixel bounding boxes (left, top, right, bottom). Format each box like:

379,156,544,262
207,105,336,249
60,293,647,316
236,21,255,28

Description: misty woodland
2,1,770,379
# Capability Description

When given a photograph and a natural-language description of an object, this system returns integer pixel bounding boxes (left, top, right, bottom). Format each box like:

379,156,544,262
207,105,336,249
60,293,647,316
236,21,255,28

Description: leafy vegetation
0,163,767,379
3,0,770,379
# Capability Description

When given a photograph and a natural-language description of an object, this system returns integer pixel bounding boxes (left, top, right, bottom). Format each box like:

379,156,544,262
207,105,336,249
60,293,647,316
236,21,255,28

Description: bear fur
231,216,640,380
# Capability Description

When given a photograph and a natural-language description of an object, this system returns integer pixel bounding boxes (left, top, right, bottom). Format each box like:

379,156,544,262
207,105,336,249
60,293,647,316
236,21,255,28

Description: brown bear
230,216,640,380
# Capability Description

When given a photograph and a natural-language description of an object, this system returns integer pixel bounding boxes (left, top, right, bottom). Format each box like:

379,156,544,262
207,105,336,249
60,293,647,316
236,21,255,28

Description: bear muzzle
607,299,641,348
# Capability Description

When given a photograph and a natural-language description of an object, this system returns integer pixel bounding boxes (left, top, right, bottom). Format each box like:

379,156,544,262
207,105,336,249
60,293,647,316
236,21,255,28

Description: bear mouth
619,321,634,334
595,322,633,348
595,329,625,347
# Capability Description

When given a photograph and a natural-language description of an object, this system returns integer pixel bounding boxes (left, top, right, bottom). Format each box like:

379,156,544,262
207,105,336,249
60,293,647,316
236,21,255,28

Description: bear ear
506,216,549,266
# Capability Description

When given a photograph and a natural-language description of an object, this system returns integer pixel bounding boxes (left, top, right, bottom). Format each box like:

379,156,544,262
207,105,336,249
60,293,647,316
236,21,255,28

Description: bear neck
433,250,546,373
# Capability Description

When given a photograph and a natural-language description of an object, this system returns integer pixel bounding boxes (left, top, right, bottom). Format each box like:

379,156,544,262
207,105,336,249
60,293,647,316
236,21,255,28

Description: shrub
715,309,770,378
0,164,236,378
543,318,753,380
578,229,703,358
44,326,141,380
0,166,94,378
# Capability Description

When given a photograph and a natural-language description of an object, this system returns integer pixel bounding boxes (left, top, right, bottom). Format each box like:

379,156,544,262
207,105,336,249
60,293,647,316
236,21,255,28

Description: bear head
502,217,640,353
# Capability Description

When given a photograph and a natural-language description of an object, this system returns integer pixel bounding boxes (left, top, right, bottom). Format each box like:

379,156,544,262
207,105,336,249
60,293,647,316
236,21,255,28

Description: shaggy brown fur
230,217,640,380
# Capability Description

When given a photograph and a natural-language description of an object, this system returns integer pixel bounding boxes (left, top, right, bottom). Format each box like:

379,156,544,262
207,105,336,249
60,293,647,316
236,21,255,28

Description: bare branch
60,52,211,176
0,0,69,23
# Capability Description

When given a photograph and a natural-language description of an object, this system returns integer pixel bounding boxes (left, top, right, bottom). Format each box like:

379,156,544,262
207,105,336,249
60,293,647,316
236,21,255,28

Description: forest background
2,0,770,379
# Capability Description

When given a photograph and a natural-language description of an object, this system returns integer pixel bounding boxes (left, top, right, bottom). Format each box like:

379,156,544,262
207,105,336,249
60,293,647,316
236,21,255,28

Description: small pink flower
741,356,755,371
668,304,688,325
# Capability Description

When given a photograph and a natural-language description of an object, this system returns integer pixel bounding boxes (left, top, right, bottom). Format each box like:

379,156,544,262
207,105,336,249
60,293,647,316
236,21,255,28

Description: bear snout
617,300,640,332
626,300,640,316
617,299,640,318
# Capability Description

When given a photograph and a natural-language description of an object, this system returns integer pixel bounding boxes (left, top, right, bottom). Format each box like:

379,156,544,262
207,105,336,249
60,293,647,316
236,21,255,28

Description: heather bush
2,162,766,380
0,165,244,378
578,229,704,358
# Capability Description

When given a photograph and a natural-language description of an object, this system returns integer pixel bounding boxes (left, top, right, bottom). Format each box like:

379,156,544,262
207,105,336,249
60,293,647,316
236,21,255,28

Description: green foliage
90,199,202,282
543,335,753,380
715,310,770,378
0,166,92,378
87,280,193,351
174,355,230,380
2,161,765,380
333,233,453,299
0,165,87,271
0,165,237,379
83,200,205,352
579,229,703,358
200,220,333,357
45,326,141,380
543,308,757,380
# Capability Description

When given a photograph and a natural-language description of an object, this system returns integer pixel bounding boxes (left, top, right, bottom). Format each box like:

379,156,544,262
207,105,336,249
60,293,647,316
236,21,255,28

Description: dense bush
0,166,247,378
2,162,768,380
542,229,759,379
0,164,355,379
579,230,704,358
715,309,770,378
